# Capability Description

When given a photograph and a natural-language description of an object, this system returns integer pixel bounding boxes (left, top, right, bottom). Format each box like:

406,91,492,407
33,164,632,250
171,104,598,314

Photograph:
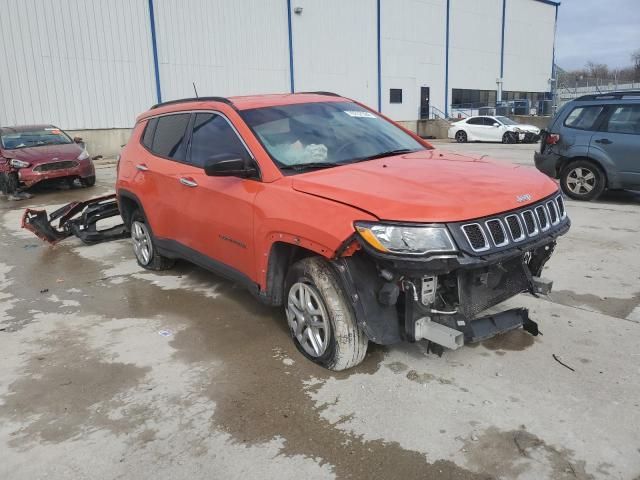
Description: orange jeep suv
116,93,570,370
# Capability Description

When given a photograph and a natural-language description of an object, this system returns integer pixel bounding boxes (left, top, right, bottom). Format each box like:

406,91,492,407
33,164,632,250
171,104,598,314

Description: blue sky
555,0,640,70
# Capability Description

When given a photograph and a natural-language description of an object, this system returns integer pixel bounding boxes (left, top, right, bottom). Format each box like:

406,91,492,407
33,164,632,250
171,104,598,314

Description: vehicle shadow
595,189,640,206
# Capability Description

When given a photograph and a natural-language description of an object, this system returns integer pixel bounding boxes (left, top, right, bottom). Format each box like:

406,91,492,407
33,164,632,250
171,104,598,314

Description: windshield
240,101,426,170
1,127,72,150
496,116,518,126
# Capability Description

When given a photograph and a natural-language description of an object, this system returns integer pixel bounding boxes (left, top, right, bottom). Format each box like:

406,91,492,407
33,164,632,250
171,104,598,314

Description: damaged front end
22,194,127,244
334,193,570,353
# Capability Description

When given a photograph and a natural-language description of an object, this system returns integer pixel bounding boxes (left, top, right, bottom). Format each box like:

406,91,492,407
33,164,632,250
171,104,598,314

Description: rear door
591,104,640,187
141,112,197,242
465,117,485,141
180,112,261,282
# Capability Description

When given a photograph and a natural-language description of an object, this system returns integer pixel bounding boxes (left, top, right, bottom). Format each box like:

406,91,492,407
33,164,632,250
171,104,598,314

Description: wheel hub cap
286,282,330,357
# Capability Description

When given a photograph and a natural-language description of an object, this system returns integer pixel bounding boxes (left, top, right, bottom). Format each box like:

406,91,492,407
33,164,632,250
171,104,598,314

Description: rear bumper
534,151,562,178
18,159,95,187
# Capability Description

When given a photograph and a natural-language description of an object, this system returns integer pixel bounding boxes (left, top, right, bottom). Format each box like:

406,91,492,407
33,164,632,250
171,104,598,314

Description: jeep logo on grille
516,194,532,203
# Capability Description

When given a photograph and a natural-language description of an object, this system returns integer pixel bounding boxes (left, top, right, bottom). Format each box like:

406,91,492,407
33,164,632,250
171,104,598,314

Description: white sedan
447,116,541,144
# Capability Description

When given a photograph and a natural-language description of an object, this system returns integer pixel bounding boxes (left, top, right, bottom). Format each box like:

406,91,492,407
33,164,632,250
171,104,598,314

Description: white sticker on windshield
344,110,376,118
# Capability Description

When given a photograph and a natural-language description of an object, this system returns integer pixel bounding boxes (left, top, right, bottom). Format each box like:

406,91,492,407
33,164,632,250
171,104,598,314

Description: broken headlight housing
9,158,30,168
355,222,457,256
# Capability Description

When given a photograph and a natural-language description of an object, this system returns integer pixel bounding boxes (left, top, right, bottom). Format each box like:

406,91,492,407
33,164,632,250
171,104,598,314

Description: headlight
9,159,30,168
355,222,457,255
77,149,90,161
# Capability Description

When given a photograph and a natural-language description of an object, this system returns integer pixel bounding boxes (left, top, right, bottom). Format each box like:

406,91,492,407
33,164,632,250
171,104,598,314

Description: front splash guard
22,194,127,245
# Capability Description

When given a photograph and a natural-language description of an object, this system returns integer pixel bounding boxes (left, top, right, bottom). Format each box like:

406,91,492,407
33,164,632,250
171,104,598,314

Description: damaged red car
0,125,96,194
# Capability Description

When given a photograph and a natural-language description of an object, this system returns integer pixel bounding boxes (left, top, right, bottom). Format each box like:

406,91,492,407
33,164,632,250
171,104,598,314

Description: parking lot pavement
1,148,639,480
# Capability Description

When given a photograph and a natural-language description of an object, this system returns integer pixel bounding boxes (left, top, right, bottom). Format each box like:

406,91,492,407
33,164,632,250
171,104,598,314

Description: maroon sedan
0,125,95,194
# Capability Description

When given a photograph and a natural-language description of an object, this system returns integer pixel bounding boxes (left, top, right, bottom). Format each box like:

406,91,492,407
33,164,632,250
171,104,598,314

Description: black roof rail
297,91,341,97
150,96,234,110
575,90,640,101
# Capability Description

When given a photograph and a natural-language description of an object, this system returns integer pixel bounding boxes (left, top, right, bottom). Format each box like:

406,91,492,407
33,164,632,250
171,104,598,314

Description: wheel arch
117,190,146,228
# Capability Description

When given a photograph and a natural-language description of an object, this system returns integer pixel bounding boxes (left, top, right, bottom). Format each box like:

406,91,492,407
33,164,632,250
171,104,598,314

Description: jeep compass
115,93,570,370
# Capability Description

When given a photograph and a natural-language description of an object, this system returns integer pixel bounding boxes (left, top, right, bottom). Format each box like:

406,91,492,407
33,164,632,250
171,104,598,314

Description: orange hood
291,149,559,222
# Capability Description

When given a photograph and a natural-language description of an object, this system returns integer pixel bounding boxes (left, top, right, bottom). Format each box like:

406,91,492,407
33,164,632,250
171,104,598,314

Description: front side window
150,113,191,160
564,106,604,131
604,105,640,135
240,101,425,171
1,127,72,150
189,113,250,167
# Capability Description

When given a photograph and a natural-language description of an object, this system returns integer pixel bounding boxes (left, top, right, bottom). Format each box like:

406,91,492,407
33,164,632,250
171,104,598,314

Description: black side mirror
204,153,258,179
73,136,84,144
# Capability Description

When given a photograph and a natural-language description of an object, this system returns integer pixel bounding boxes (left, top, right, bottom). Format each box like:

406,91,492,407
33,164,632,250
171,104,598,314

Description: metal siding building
0,0,558,130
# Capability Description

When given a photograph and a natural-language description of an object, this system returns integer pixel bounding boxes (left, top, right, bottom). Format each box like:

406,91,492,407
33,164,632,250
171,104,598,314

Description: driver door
180,112,262,282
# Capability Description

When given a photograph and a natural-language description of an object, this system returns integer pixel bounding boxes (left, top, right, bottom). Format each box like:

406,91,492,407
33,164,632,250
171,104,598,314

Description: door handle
136,163,149,171
179,177,198,187
594,138,612,144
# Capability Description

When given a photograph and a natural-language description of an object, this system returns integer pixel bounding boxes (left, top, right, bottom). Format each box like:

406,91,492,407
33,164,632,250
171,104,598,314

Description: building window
389,89,403,104
451,89,496,108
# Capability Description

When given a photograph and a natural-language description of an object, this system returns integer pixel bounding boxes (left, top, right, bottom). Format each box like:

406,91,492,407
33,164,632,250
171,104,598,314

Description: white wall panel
449,0,502,92
290,0,378,108
154,0,290,100
503,0,555,92
0,0,156,129
381,0,446,120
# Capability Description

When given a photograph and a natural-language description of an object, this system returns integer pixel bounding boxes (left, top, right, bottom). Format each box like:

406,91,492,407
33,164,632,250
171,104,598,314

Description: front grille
33,160,79,172
485,219,508,246
522,210,538,235
535,206,549,230
462,224,488,251
450,194,569,256
546,201,558,224
556,196,565,217
505,215,524,241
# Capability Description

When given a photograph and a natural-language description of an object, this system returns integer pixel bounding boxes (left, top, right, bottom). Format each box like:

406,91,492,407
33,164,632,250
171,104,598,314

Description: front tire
80,175,96,187
455,130,467,143
560,159,606,201
502,132,517,144
0,172,19,195
130,210,174,270
284,257,368,371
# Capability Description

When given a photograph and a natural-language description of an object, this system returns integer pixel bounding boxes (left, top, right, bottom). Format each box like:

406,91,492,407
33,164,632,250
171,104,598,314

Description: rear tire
560,159,606,201
130,210,174,270
80,175,96,187
455,130,467,143
284,257,368,371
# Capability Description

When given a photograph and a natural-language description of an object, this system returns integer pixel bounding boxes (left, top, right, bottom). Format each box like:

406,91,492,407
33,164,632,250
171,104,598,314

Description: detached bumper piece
22,194,127,245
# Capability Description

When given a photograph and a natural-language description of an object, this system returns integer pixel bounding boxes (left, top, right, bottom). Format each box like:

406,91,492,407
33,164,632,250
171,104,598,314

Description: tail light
545,133,560,145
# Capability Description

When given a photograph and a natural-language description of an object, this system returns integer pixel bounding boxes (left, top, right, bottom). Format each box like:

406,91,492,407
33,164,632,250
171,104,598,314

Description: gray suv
534,91,640,201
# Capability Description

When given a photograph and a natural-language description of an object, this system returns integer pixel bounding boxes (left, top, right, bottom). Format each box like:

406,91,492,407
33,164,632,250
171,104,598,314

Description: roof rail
150,96,234,110
575,90,640,101
297,91,341,97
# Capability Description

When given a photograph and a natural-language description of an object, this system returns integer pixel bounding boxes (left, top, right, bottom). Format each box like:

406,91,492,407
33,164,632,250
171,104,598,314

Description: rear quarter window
563,105,604,131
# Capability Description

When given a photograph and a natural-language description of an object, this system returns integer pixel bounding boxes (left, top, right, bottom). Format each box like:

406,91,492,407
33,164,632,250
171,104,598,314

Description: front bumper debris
22,194,127,245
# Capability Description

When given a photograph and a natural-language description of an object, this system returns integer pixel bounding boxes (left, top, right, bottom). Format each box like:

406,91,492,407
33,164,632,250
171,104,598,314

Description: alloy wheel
566,167,595,195
131,220,153,266
286,282,330,357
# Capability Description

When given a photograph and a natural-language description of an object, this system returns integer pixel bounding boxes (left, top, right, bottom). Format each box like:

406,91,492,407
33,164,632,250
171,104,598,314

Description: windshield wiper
279,162,341,172
350,148,418,163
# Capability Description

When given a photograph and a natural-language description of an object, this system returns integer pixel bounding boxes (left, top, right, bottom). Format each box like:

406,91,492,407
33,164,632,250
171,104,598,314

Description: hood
3,143,83,165
291,150,558,222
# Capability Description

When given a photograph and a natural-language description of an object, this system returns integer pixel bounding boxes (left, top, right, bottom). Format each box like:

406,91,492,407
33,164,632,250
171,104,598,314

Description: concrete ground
1,144,639,480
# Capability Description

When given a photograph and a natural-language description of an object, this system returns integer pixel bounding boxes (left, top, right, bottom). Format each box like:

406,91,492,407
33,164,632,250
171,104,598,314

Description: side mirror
204,153,258,179
73,136,84,144
493,123,500,127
